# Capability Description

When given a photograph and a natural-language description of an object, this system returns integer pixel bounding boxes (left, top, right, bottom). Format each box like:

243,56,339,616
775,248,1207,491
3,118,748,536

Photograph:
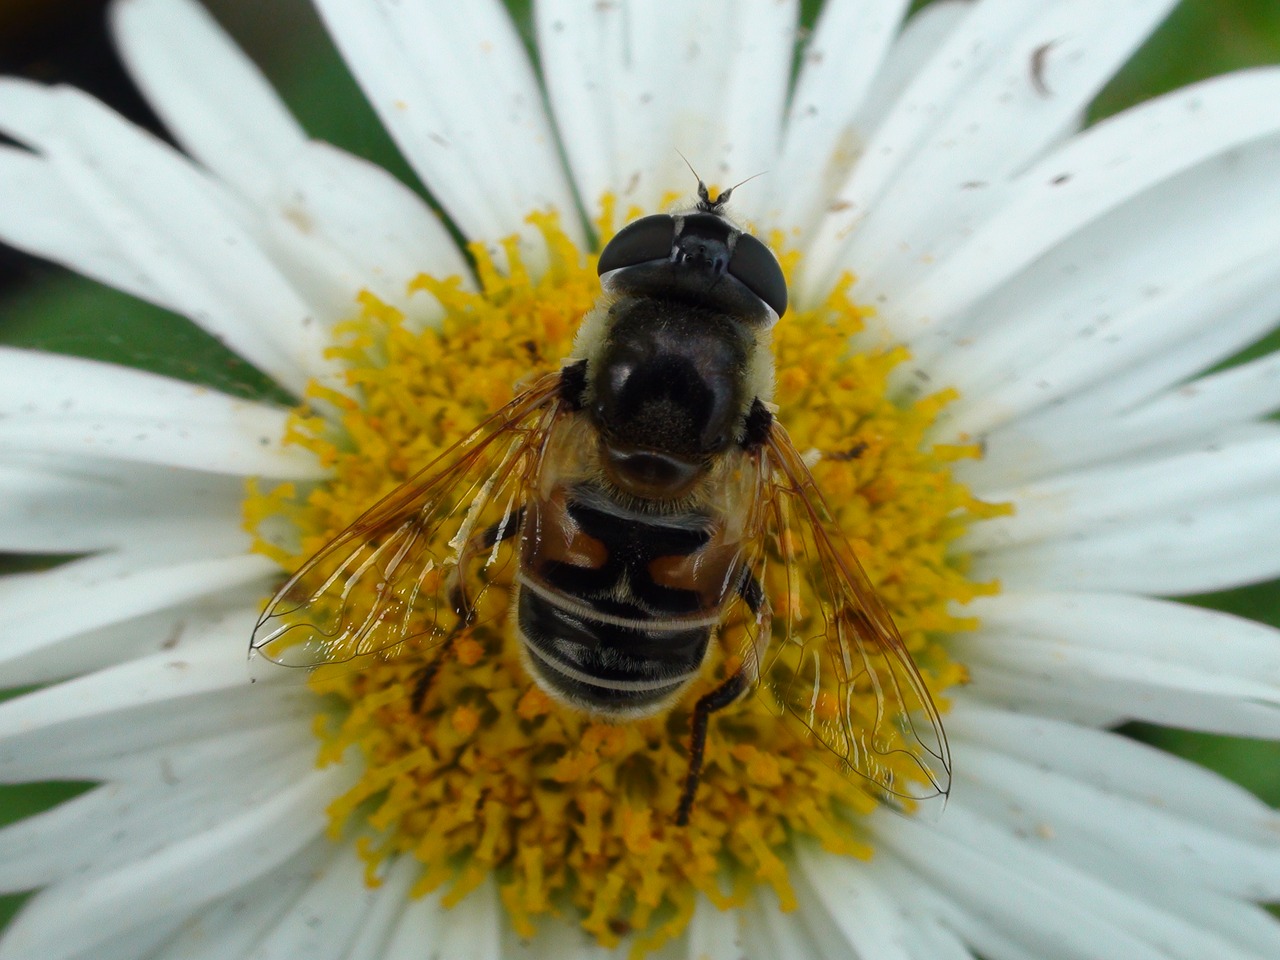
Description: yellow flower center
244,204,1004,954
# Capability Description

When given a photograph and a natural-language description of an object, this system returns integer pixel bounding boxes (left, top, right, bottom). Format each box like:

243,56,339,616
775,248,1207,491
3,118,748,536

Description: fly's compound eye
598,211,788,323
597,214,676,275
728,232,787,319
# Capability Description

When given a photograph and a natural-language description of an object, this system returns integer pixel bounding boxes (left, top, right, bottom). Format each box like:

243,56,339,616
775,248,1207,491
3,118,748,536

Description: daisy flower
3,0,1280,957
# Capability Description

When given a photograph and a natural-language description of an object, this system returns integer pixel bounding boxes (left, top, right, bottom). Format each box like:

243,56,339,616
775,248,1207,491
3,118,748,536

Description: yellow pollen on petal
244,204,1007,955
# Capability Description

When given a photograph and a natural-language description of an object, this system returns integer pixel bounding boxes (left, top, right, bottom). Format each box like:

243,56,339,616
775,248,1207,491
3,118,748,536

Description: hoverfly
252,182,950,824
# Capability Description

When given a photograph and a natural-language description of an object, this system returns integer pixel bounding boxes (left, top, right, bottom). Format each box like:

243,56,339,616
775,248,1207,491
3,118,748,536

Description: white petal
1118,350,1280,438
761,0,911,238
935,708,1280,952
964,660,1129,729
895,911,975,960
0,350,320,478
109,0,306,202
312,0,579,251
342,856,420,960
952,318,1280,493
957,591,1280,736
874,856,1042,960
686,896,743,960
436,876,502,960
61,919,188,960
937,235,1280,457
944,725,1280,957
838,0,1180,306
877,806,1240,960
772,0,977,254
799,0,1050,302
965,424,1280,595
0,638,314,784
0,551,276,682
966,427,1280,551
0,457,244,553
998,350,1280,483
144,840,335,960
112,0,471,315
0,581,265,688
0,146,164,307
0,625,277,744
952,741,1280,906
967,340,1280,488
799,0,1179,304
741,888,819,959
259,142,473,313
950,703,1278,836
928,125,1280,443
9,508,246,563
851,2,974,142
532,0,620,216
792,841,914,960
0,724,314,890
972,494,1280,595
967,425,1280,594
888,68,1280,357
498,915,601,960
380,891,443,960
0,765,347,960
0,80,334,393
244,841,382,960
682,0,796,216
539,0,797,222
381,882,504,960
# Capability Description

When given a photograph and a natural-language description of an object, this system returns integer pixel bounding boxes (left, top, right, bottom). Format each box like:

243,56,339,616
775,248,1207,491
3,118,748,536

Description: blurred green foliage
1,0,1279,935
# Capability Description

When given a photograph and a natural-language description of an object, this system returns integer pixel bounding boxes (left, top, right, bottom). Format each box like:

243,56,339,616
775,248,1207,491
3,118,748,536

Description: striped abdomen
516,482,744,717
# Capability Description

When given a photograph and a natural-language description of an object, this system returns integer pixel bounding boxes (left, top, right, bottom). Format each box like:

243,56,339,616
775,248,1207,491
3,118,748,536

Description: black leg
737,565,764,614
677,667,750,826
735,565,771,685
673,565,770,823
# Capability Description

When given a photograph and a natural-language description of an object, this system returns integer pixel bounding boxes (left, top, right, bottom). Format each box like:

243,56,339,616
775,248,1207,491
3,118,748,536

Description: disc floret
245,208,1005,954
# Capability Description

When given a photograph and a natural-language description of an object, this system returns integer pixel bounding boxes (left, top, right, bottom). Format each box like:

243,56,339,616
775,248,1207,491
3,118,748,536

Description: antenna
675,150,765,211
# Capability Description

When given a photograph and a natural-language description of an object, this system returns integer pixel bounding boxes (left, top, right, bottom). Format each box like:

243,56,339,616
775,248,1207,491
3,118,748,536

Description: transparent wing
746,420,951,812
251,371,566,668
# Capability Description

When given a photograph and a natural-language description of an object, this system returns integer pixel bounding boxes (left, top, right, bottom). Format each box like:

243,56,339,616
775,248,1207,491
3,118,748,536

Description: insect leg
676,667,750,826
674,564,773,822
738,565,764,614
735,564,772,686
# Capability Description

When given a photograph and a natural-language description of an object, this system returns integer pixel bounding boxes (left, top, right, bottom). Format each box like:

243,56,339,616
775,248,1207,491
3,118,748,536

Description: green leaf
0,270,288,403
